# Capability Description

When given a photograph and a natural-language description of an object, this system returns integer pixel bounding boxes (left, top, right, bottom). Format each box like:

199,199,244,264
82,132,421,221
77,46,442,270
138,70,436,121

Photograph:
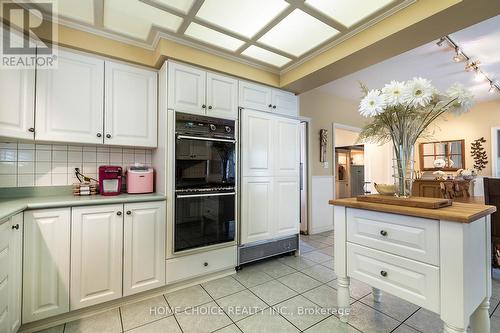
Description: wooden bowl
374,183,396,196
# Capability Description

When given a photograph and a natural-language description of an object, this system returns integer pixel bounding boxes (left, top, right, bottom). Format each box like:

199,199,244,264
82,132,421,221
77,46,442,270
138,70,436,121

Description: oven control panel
175,113,235,139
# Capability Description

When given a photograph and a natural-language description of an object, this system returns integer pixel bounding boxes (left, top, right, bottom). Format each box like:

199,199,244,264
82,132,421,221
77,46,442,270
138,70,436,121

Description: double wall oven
174,113,236,253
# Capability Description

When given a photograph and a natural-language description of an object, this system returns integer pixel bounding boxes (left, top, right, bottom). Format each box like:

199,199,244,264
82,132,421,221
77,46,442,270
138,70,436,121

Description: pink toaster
126,166,154,194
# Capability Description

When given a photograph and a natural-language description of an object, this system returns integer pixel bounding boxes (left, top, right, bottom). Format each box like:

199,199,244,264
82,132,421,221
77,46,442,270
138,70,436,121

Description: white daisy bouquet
358,77,474,197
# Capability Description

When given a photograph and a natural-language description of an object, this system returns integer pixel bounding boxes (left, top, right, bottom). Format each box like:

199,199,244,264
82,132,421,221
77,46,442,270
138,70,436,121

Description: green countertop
0,192,166,223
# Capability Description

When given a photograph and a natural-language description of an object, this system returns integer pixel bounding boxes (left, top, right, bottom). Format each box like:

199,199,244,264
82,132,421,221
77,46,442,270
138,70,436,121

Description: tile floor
37,231,500,333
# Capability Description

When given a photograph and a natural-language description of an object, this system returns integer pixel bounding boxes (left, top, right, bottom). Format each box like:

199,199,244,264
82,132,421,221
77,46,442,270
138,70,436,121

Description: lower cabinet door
240,177,274,244
123,202,166,296
8,214,22,332
71,205,123,310
274,177,300,238
23,208,71,323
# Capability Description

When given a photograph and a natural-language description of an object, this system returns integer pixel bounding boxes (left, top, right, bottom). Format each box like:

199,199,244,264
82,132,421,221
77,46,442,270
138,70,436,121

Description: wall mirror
419,139,465,171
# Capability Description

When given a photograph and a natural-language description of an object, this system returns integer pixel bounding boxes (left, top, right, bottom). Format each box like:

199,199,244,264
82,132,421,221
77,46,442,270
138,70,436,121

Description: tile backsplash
0,142,152,188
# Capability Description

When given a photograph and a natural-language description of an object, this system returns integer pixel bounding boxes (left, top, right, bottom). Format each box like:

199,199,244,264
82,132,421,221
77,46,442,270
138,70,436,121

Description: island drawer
347,208,439,266
166,246,237,284
347,243,439,313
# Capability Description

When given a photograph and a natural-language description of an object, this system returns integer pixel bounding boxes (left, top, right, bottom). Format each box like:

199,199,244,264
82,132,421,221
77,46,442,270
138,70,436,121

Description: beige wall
335,128,361,148
415,99,500,177
299,89,366,176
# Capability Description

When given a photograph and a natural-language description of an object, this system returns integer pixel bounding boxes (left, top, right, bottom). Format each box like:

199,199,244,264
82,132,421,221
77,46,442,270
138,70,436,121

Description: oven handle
176,192,236,199
176,135,236,143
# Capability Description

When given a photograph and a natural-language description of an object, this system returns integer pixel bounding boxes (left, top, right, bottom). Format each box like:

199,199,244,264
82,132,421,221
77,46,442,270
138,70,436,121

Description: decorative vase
392,143,415,198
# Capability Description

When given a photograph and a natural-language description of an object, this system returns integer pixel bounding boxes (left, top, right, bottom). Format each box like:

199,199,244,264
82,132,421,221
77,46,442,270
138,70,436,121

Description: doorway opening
335,145,367,198
299,120,310,235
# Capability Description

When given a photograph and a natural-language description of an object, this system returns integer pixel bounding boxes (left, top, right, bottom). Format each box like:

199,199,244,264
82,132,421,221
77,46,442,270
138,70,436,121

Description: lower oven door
175,192,236,252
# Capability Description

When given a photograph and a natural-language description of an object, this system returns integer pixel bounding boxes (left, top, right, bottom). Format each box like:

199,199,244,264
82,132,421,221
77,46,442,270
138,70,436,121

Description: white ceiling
316,15,500,102
25,0,414,72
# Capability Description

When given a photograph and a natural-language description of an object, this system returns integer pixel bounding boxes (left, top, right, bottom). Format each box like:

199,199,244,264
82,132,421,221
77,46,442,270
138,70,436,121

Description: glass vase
392,143,415,198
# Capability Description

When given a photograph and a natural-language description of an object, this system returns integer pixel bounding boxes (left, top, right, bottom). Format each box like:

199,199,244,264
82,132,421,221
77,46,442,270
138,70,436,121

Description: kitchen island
330,197,496,333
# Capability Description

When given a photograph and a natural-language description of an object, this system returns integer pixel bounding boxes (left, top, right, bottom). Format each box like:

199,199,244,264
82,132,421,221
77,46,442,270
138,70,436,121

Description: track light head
474,70,486,82
436,37,446,47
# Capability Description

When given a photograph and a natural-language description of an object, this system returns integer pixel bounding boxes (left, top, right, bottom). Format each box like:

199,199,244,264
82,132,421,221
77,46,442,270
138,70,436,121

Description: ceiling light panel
149,0,195,14
104,0,183,40
259,9,339,57
55,0,94,24
185,23,245,51
242,45,291,67
305,0,396,28
196,0,289,38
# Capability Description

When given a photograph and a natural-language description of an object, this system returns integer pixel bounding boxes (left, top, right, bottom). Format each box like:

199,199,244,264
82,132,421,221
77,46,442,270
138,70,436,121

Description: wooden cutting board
356,194,452,209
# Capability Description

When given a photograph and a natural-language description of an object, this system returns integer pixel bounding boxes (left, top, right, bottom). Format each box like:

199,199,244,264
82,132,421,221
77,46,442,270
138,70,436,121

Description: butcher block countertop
329,197,496,223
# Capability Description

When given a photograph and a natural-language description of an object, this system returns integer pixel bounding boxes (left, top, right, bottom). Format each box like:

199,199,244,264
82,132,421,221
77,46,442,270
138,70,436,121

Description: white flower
446,83,474,114
433,158,446,168
359,89,386,117
382,80,406,106
402,77,435,108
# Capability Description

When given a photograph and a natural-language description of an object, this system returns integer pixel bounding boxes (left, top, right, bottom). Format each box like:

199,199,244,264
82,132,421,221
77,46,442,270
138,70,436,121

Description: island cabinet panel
346,209,439,265
347,243,440,312
70,205,123,310
23,208,71,323
123,201,166,296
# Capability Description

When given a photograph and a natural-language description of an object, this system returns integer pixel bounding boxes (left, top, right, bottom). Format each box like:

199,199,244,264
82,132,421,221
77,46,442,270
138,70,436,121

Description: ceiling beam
177,0,205,34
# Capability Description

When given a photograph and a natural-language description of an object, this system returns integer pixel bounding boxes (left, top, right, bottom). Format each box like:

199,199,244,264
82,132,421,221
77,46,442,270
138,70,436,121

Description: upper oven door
175,136,236,189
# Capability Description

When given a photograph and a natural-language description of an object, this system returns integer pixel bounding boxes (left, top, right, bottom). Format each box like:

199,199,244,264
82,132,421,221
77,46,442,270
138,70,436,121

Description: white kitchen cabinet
272,89,298,117
275,117,300,176
0,68,35,140
104,61,157,147
241,110,274,177
206,72,238,119
70,205,123,310
35,49,104,144
23,208,70,323
166,246,237,284
168,62,206,115
274,177,300,238
240,177,274,244
0,213,23,333
239,80,272,112
123,201,165,296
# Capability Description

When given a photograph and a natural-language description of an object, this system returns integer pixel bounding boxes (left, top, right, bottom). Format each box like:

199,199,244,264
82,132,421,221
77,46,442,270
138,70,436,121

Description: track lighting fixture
438,35,498,93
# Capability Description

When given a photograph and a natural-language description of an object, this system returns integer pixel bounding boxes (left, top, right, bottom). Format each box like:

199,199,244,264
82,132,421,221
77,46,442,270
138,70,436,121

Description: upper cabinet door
104,61,157,147
272,90,298,117
70,205,123,310
168,62,206,115
0,32,35,141
23,208,70,323
275,118,300,177
0,68,35,140
241,110,274,177
206,72,238,119
35,49,104,144
123,201,166,296
239,81,272,112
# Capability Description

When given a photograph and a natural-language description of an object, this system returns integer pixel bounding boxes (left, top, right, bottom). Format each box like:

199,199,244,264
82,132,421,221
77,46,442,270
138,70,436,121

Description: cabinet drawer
166,246,236,284
347,209,439,265
347,243,439,312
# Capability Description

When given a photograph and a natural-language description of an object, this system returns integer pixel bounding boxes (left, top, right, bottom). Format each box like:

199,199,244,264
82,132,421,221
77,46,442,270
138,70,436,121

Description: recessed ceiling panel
104,0,183,40
305,0,395,27
55,0,94,24
185,23,245,51
149,0,195,14
259,9,339,57
196,0,289,38
242,45,291,67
